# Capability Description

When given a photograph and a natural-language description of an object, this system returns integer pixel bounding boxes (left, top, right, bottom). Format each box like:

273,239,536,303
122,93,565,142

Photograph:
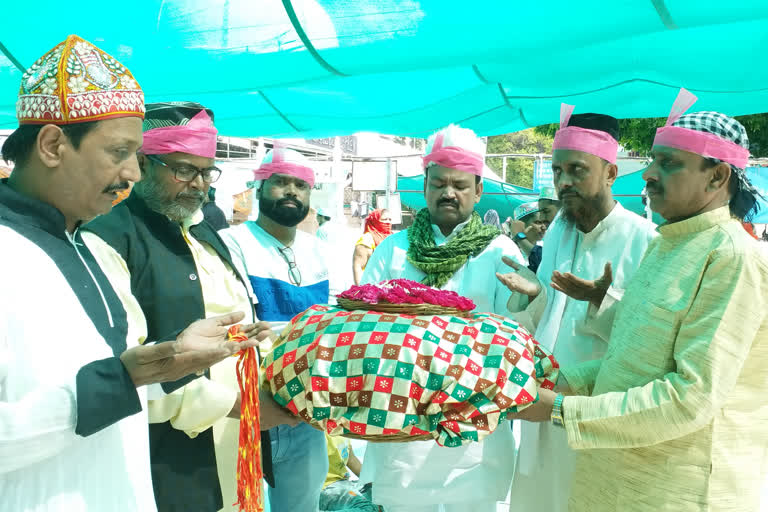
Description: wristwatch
551,393,565,427
516,232,527,240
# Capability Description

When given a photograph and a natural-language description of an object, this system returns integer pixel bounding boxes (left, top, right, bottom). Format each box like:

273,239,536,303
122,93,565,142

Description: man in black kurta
84,102,292,511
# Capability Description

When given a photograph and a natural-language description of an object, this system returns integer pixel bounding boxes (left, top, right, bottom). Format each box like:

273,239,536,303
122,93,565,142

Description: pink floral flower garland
338,279,475,311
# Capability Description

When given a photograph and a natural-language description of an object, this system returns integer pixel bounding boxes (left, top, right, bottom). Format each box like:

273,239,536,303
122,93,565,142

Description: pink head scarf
422,130,485,177
652,88,750,169
552,104,619,164
252,144,316,187
141,109,218,158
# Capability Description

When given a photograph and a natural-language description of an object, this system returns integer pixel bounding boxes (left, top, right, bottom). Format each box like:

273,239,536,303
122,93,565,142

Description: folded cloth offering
262,302,559,447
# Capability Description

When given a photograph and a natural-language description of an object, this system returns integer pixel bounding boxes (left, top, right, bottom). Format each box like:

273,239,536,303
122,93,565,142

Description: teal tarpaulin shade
3,2,768,136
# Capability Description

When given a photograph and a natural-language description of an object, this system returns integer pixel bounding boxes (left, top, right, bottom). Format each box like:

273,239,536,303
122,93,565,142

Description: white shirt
509,202,657,512
358,218,526,506
0,227,155,512
221,221,331,334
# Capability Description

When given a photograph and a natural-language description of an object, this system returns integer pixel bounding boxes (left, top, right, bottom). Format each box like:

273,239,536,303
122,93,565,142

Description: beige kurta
562,207,768,511
84,209,253,512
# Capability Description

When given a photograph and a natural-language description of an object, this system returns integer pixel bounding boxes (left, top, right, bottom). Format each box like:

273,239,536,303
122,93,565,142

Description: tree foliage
486,129,553,188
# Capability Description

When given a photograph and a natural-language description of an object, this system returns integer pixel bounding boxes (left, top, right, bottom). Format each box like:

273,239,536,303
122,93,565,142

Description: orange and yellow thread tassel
229,325,264,512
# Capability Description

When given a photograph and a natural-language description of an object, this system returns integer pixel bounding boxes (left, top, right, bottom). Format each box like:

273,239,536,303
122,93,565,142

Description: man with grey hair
84,101,295,512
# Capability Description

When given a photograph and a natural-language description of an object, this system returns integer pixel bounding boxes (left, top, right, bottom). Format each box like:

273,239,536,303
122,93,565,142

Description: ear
708,162,731,192
605,162,618,186
136,153,148,177
475,179,484,204
37,125,66,168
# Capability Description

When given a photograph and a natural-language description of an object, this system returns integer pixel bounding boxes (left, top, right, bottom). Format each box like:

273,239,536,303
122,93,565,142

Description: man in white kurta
0,35,261,512
506,111,657,512
359,124,525,512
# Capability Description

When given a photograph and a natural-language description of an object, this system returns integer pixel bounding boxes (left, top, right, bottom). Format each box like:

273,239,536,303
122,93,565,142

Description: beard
133,171,205,223
559,190,607,226
259,196,310,227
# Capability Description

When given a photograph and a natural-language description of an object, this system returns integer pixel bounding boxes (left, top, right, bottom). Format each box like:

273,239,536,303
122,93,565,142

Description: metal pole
385,158,392,209
502,157,508,183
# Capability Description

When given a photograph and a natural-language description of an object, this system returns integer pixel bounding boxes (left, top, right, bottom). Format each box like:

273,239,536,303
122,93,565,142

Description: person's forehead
268,172,310,185
97,117,143,146
159,151,215,167
539,199,558,208
650,145,700,161
428,165,473,182
552,149,593,167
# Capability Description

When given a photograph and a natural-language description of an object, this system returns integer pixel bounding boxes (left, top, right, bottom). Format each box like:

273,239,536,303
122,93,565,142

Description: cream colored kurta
84,209,253,512
562,207,768,511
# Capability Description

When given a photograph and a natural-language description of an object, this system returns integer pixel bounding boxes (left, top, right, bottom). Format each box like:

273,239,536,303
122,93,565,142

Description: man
0,35,261,512
221,146,330,512
509,201,549,269
502,187,560,272
83,102,294,511
538,185,561,223
503,107,657,512
526,186,562,272
316,206,333,241
358,124,525,512
515,91,768,511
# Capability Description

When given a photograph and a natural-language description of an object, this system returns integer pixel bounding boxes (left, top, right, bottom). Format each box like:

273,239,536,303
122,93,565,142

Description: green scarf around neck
407,208,500,289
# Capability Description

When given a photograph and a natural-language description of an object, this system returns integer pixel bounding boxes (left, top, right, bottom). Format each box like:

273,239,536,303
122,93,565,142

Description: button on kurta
189,273,198,281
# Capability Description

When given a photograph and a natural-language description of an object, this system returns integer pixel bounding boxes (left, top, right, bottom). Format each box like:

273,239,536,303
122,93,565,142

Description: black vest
85,194,256,512
0,180,141,438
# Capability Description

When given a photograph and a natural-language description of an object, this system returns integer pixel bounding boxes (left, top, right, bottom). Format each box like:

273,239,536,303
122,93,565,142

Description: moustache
176,191,205,202
277,198,304,209
646,183,663,195
103,182,130,193
437,198,459,208
558,190,581,199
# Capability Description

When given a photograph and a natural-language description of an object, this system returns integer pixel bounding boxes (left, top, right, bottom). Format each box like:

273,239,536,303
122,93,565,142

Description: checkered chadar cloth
262,305,559,447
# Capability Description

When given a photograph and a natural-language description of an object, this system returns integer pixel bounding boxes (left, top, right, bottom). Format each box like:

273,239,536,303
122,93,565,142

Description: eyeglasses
146,154,222,183
277,246,302,286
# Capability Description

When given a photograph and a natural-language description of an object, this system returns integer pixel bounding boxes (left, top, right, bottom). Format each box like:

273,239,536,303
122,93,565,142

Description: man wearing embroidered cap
527,187,561,273
513,89,768,511
0,36,264,512
537,186,561,223
84,101,295,511
504,106,657,512
221,146,331,512
358,124,526,512
509,201,549,269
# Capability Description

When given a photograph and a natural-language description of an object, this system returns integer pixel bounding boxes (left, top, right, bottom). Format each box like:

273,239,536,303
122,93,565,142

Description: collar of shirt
181,208,205,232
431,216,472,246
580,201,625,243
658,205,731,238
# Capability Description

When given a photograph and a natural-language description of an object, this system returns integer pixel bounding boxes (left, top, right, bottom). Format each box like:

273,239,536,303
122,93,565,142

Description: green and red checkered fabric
262,305,559,447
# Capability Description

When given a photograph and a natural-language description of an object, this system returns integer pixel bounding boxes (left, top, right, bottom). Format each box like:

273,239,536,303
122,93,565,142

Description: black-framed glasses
277,246,302,286
146,154,222,183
